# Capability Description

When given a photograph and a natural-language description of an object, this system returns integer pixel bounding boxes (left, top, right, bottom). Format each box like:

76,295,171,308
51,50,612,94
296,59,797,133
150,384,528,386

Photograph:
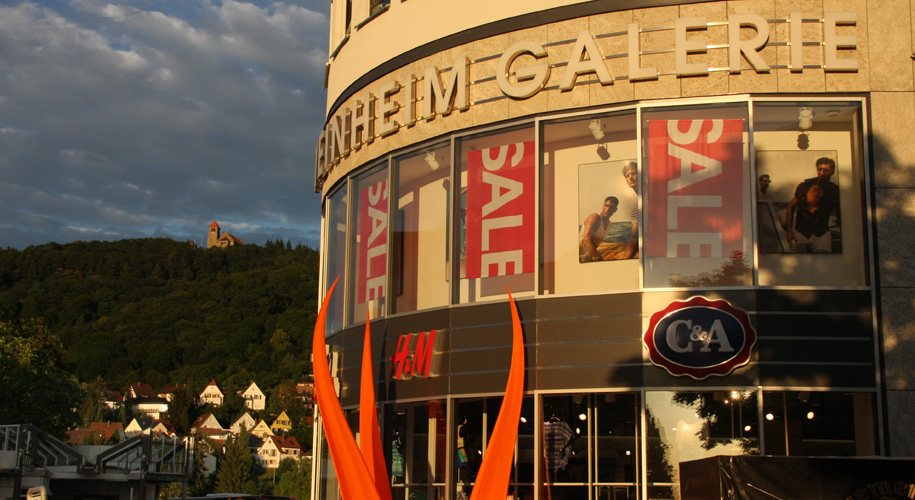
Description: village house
256,435,302,469
269,410,292,434
198,379,224,407
230,413,257,434
240,381,266,411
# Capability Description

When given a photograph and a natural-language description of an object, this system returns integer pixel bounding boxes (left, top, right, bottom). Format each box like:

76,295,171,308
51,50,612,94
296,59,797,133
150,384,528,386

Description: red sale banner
465,141,535,279
646,119,744,258
358,179,387,303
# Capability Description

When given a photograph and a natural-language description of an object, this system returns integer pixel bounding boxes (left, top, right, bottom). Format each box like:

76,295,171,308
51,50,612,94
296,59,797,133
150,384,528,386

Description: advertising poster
465,141,535,279
358,179,388,303
577,159,639,262
756,150,840,254
646,119,744,259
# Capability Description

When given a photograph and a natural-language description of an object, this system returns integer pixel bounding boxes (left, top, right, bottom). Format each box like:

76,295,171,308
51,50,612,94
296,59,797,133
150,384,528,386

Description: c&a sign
643,296,756,380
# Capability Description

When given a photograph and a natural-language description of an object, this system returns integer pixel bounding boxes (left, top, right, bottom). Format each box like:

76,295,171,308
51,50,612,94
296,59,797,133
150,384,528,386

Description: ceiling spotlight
589,119,605,140
424,151,440,170
798,107,814,130
596,144,610,161
797,132,810,150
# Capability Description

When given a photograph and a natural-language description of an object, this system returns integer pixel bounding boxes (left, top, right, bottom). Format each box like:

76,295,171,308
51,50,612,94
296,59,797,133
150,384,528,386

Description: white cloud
0,0,329,249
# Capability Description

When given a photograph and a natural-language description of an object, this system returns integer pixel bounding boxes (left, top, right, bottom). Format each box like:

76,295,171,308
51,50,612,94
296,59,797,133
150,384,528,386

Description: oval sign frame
643,296,756,380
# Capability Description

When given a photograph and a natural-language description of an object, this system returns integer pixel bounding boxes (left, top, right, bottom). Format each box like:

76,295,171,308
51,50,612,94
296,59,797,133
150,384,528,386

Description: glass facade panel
324,185,348,334
454,396,534,499
457,126,536,304
541,393,641,500
645,390,760,498
392,143,452,314
762,391,876,456
541,111,640,295
390,400,447,500
641,104,753,288
752,101,868,286
347,163,389,325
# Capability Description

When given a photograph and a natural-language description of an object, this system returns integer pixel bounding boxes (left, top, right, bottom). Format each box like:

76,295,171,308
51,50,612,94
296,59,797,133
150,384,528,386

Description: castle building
312,0,915,499
207,221,244,248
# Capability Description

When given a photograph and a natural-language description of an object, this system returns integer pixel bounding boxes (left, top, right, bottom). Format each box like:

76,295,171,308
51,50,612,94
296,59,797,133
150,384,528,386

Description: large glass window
391,143,452,314
347,163,389,325
543,393,640,500
324,185,348,334
752,101,868,286
641,104,753,289
389,400,447,500
454,396,534,500
457,126,536,304
645,390,760,499
541,111,640,295
762,391,876,457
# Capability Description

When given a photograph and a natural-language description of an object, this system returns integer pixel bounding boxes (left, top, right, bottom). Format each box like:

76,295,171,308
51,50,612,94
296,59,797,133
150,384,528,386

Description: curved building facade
313,1,915,498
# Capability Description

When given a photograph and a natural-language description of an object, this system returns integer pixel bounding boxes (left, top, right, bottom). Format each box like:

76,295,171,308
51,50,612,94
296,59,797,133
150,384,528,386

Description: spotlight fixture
424,151,441,170
588,119,605,140
798,107,814,130
797,132,810,150
596,144,610,161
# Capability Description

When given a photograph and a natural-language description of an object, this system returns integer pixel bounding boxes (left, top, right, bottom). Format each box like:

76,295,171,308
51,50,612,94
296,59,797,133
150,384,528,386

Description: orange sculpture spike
313,278,383,500
360,310,392,500
469,289,526,500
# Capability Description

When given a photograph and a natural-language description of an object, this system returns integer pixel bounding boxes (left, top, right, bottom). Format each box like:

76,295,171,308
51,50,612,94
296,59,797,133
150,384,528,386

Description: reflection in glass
392,143,451,313
324,186,347,334
762,391,875,457
389,400,446,500
454,397,533,500
543,393,640,500
646,390,759,499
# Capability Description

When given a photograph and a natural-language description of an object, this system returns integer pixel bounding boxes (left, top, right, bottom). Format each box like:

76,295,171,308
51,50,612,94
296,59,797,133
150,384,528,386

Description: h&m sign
390,330,436,380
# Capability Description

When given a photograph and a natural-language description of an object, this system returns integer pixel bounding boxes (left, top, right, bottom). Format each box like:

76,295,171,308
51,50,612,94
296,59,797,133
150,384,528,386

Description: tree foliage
0,320,81,436
215,428,255,493
0,238,319,406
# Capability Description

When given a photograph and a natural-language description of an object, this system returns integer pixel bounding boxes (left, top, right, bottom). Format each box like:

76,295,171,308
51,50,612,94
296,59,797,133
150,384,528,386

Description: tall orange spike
360,311,392,500
469,289,526,500
313,279,382,500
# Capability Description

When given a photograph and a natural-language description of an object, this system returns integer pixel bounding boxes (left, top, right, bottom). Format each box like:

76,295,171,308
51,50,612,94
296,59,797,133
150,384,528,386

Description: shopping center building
311,0,915,498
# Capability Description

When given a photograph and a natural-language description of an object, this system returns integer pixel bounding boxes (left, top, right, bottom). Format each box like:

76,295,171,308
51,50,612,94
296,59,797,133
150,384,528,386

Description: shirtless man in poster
579,196,619,262
620,161,639,259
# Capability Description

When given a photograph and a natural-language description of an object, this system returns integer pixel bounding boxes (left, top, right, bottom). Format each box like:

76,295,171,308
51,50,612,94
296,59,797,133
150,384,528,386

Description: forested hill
0,238,320,394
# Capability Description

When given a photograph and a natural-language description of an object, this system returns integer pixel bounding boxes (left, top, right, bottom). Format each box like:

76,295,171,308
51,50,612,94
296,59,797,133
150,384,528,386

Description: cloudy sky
0,0,330,249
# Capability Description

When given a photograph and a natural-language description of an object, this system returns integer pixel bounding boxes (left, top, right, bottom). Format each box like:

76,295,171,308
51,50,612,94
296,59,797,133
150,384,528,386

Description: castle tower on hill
207,221,243,249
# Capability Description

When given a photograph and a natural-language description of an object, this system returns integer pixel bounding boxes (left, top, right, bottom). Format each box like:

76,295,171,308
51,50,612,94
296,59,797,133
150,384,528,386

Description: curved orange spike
313,279,382,500
360,311,392,500
469,289,526,500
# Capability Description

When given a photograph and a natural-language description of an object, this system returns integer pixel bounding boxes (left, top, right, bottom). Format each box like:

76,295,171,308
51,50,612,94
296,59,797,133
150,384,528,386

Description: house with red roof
256,435,302,469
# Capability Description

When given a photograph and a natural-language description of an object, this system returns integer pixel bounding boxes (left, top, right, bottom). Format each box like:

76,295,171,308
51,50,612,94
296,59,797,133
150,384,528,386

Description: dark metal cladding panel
756,338,875,363
536,365,645,391
642,362,758,388
759,364,876,388
756,289,872,314
536,339,643,368
536,293,642,321
537,315,643,344
756,312,872,338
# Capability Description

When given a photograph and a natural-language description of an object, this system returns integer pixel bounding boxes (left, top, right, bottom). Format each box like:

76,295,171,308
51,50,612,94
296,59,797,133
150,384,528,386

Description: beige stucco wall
321,0,915,456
